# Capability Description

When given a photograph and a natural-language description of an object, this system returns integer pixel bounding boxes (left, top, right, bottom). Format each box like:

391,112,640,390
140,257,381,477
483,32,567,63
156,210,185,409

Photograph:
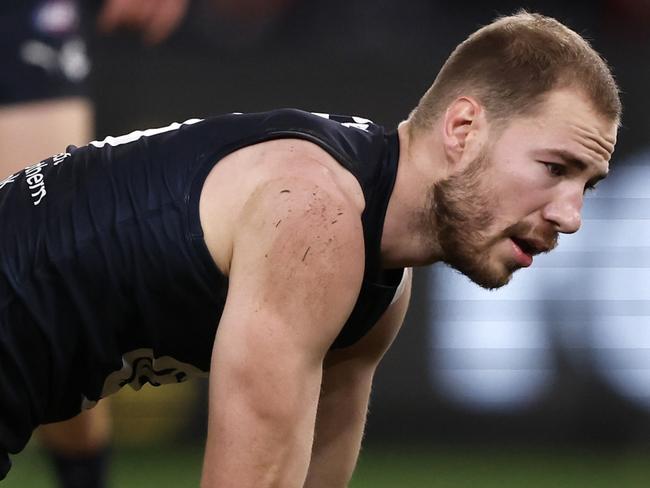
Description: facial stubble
425,150,515,289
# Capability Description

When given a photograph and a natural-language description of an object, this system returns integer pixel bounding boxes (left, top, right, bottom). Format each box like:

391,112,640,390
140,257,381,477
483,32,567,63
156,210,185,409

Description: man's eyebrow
543,148,608,181
544,148,587,170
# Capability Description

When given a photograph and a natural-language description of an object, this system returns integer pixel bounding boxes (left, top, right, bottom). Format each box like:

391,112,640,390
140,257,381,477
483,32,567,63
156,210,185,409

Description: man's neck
380,121,445,268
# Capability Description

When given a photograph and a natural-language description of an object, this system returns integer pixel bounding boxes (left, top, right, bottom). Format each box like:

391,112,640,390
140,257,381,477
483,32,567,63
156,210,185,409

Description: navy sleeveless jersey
0,109,402,473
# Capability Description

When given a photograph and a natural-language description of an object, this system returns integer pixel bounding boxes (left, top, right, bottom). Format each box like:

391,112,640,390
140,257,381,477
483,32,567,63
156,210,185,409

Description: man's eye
544,162,565,177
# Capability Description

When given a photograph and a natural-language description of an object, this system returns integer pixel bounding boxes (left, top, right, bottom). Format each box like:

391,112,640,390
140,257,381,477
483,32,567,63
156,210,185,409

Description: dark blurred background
6,0,650,486
86,0,650,454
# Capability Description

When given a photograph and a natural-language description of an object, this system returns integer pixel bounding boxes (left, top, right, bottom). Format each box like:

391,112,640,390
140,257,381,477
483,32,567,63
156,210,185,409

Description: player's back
0,109,402,470
0,119,225,449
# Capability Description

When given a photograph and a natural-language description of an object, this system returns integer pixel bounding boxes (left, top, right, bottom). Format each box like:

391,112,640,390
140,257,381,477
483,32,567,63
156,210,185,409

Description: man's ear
442,96,484,165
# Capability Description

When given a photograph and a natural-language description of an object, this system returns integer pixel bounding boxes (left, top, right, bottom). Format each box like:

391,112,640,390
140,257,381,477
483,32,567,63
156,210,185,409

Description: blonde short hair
409,11,621,132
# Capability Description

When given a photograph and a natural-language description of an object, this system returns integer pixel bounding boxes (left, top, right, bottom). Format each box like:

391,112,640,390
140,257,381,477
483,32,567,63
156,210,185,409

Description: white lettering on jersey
0,152,71,205
89,119,203,148
352,115,372,125
0,173,18,191
52,151,71,166
25,160,49,206
341,122,370,131
81,348,207,409
310,112,372,132
342,115,372,131
22,153,71,205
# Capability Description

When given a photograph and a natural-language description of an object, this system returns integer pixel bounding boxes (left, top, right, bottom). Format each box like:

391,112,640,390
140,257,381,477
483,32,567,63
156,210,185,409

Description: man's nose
542,191,583,234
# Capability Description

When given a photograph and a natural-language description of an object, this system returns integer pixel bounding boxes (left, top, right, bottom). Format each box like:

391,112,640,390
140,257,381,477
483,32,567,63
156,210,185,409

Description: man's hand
97,0,190,45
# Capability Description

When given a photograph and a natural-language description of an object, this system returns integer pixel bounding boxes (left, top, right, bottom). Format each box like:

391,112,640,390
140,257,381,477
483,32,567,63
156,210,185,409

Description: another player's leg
0,97,92,169
39,402,112,488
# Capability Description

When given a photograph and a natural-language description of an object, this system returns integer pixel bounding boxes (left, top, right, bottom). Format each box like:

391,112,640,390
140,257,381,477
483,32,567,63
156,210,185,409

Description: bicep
211,179,365,399
222,177,365,355
202,177,365,486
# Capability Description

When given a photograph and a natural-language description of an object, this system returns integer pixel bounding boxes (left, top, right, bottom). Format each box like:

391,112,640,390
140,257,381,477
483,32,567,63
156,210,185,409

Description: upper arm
202,153,366,486
212,160,367,411
324,267,412,371
220,172,366,360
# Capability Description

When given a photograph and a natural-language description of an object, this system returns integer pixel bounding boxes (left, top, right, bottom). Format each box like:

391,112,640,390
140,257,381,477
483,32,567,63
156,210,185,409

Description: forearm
303,368,374,488
202,400,317,488
202,348,324,488
200,170,366,487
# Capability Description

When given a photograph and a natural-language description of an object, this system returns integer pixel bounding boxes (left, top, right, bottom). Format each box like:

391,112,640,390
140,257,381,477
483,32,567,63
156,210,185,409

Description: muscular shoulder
235,164,365,288
223,149,368,353
251,138,365,210
201,138,365,276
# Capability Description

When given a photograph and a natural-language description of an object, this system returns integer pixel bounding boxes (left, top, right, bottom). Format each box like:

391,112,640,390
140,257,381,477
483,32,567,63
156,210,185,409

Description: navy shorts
0,0,89,105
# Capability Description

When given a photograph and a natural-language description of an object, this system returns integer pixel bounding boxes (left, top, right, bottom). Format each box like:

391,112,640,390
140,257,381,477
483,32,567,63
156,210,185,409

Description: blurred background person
0,1,190,487
0,0,92,168
0,3,102,487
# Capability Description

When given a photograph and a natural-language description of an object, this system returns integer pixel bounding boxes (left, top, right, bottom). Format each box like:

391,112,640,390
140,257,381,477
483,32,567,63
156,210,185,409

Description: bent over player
0,12,620,487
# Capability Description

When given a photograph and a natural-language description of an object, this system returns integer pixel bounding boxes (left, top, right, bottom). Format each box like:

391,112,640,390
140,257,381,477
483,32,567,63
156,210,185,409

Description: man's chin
444,247,517,290
458,264,514,290
473,274,513,290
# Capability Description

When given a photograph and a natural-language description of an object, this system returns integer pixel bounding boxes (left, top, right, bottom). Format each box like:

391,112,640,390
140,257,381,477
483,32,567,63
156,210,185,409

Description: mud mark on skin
302,246,311,262
280,189,291,194
330,220,338,225
274,219,282,228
